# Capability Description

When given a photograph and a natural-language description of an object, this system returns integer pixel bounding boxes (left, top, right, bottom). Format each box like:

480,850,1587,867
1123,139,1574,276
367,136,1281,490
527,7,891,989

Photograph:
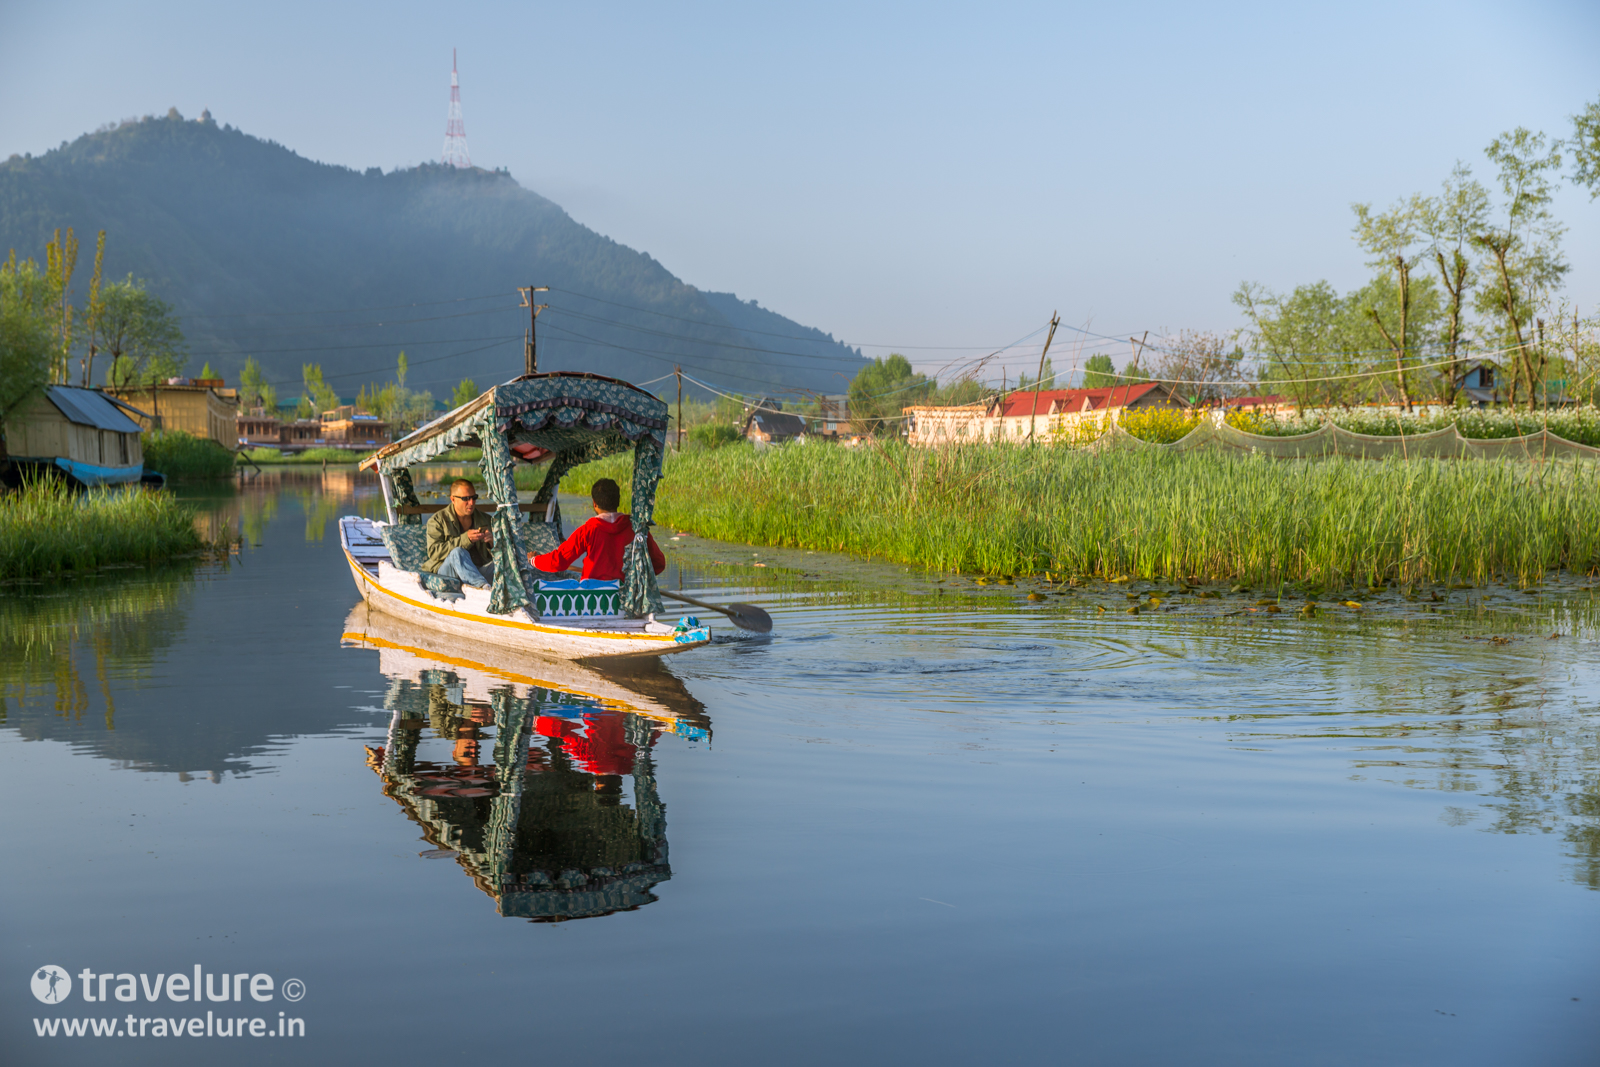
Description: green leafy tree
1418,163,1491,402
44,228,77,385
1472,127,1567,409
301,363,339,414
1352,193,1433,408
101,276,187,388
1234,280,1375,411
239,357,277,414
1082,353,1118,388
933,376,988,406
450,377,479,409
1017,356,1057,391
0,252,57,438
847,353,934,434
1570,95,1600,200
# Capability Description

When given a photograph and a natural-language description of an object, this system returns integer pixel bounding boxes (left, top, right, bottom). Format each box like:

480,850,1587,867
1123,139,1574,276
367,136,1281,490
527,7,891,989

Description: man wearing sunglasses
423,478,495,589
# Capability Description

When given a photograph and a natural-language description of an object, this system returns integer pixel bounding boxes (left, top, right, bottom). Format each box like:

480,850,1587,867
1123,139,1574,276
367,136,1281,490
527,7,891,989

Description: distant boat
1,386,152,488
341,372,710,659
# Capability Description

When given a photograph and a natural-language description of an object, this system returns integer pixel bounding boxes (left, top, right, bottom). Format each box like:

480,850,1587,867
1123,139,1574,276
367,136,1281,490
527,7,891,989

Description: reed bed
0,480,204,580
612,443,1600,589
143,431,237,479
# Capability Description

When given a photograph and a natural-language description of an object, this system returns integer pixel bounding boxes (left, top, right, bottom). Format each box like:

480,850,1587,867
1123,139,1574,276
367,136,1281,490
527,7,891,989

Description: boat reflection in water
341,605,709,921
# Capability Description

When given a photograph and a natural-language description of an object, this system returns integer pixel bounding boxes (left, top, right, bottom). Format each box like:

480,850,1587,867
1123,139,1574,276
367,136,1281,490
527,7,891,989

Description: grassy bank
594,443,1599,588
241,447,363,464
143,431,236,480
0,480,205,580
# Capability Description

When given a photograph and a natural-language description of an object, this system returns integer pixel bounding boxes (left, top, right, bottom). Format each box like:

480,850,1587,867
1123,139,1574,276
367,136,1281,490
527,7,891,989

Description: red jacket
532,514,665,580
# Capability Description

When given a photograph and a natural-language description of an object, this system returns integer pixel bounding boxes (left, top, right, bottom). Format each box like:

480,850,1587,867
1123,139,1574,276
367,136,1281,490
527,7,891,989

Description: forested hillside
0,110,865,401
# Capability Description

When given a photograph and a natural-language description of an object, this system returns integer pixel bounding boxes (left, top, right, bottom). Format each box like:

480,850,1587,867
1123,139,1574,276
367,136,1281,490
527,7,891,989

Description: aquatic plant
0,479,204,579
141,430,236,480
605,442,1600,588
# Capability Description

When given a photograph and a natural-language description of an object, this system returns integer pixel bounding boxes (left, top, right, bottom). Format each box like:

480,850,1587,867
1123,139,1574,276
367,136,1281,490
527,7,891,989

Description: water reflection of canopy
358,373,670,619
375,676,675,921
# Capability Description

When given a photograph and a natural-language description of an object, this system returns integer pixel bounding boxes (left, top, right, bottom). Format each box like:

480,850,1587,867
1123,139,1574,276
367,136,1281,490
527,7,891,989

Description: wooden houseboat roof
42,387,145,434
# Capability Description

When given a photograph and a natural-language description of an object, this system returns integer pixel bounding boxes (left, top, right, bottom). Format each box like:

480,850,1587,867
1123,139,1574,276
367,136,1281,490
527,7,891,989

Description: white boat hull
340,516,711,659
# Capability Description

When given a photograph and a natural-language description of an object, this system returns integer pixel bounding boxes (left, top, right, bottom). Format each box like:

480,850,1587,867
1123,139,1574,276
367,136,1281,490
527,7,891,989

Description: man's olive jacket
423,506,493,573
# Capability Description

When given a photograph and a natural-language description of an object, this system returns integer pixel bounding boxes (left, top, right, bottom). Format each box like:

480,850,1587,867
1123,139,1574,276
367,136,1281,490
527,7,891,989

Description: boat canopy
359,373,669,620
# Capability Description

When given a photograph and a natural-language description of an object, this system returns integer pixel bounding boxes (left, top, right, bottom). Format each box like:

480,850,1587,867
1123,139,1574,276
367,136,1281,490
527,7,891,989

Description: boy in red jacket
529,478,666,580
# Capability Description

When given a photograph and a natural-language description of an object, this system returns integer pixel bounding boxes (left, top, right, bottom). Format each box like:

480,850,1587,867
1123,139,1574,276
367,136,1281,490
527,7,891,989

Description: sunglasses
452,494,478,501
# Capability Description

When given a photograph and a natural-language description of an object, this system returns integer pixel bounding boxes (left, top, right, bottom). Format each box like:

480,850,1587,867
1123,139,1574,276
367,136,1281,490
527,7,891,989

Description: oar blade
725,603,773,633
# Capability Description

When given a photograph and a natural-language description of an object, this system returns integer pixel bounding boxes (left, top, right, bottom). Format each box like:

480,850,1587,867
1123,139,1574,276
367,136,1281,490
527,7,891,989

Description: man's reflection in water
365,668,704,921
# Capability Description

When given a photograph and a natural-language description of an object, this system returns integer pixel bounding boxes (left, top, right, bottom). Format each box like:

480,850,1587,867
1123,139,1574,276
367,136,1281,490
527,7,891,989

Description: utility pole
518,286,549,377
1028,312,1061,443
675,366,683,451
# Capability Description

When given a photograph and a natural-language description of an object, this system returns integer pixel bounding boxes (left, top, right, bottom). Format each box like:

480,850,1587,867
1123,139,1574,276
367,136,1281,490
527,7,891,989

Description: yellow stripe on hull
343,549,707,659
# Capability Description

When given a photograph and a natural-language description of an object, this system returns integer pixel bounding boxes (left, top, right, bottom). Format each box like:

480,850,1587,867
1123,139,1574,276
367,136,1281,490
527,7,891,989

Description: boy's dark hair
591,478,621,512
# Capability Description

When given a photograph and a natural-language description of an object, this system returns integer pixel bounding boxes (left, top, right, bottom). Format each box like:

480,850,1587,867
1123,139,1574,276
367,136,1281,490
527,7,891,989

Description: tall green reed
611,442,1600,588
0,480,205,580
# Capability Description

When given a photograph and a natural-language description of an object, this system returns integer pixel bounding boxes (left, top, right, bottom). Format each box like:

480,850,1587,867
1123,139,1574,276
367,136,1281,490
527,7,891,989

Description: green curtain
479,421,532,616
392,468,422,525
621,437,665,618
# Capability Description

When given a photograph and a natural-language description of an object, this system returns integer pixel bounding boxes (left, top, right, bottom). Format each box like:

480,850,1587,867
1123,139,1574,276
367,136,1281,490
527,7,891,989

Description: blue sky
2,0,1596,380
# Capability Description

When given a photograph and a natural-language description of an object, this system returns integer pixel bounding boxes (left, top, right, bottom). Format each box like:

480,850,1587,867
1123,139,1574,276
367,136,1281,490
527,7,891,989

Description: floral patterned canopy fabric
367,374,669,619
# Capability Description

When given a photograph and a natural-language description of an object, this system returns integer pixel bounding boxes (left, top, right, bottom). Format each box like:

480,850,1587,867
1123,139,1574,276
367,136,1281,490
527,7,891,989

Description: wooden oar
660,589,773,633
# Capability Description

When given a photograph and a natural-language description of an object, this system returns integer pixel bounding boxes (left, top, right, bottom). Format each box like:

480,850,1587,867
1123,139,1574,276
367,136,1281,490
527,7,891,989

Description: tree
932,376,988,406
1082,353,1118,388
239,356,277,414
77,231,106,388
1417,163,1490,402
1234,280,1372,411
1352,194,1431,409
301,363,340,415
0,252,56,438
1017,356,1056,391
44,228,77,385
1152,330,1250,403
1472,127,1567,409
847,354,934,434
1571,95,1600,200
450,377,479,409
101,276,186,388
198,362,215,379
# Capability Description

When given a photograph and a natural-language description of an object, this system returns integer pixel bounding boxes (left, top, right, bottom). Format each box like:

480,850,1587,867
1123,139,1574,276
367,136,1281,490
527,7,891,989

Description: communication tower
442,49,471,168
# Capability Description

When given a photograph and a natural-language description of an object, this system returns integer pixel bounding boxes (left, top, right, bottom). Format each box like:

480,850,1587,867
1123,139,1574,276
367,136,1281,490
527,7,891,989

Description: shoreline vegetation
547,444,1600,590
0,480,206,580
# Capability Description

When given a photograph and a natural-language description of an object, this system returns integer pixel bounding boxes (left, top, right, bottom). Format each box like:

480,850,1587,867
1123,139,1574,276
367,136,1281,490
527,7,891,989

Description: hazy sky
3,0,1596,380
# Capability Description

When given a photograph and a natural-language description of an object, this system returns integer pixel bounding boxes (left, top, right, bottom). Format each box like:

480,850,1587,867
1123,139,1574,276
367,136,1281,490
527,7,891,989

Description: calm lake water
4,467,1599,1066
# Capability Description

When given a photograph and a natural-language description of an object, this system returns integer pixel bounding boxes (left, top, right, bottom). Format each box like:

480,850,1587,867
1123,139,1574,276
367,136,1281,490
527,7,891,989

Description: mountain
0,110,867,401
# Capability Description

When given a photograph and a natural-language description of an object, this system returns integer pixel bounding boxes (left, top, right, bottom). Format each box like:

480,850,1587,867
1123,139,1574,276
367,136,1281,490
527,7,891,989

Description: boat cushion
535,579,621,617
380,524,463,595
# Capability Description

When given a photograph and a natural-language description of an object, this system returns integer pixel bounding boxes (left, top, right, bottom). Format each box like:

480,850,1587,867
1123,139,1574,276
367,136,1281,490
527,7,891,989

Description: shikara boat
342,372,710,658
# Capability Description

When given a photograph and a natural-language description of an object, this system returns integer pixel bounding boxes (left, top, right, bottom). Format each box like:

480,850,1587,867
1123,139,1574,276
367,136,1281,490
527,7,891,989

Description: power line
182,291,511,320
185,331,522,359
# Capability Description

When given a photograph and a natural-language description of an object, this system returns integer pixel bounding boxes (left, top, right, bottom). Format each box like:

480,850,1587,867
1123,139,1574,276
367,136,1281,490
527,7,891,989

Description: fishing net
1078,418,1599,461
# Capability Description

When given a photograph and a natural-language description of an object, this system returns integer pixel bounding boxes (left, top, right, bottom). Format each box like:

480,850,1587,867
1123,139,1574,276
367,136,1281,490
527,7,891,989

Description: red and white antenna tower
442,49,471,168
